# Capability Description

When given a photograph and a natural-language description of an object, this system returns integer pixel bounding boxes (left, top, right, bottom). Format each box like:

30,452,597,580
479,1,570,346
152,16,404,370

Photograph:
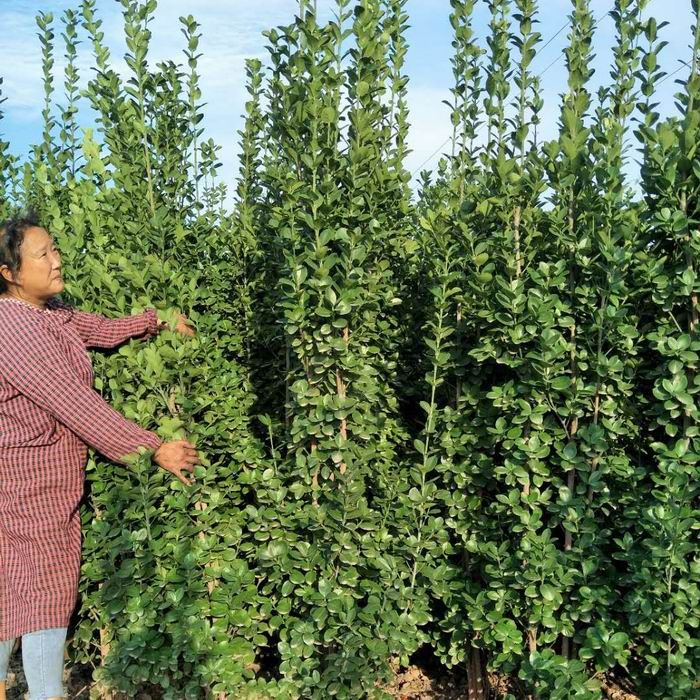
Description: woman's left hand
158,312,196,337
174,312,196,337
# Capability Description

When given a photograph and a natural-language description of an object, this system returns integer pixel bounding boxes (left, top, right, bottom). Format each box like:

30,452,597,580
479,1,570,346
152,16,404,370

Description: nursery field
0,0,698,698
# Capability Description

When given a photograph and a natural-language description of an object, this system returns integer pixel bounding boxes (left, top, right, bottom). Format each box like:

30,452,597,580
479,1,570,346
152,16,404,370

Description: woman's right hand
153,439,200,485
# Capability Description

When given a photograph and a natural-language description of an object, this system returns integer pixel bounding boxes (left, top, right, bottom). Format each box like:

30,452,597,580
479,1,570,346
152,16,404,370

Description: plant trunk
467,645,487,700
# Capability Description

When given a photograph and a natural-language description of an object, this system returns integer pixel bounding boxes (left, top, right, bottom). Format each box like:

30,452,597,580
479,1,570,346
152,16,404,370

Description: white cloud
0,0,697,206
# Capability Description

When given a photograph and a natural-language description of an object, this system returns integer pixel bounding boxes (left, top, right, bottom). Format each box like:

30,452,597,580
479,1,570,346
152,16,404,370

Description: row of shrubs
0,0,697,697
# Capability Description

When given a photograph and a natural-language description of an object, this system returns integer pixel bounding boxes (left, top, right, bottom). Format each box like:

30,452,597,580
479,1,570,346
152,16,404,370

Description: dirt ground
6,650,640,699
380,665,639,700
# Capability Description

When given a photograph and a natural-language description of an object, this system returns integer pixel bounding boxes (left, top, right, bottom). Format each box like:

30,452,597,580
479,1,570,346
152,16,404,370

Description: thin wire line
538,51,565,78
537,20,571,55
411,9,609,176
411,138,453,176
657,58,692,86
526,9,609,79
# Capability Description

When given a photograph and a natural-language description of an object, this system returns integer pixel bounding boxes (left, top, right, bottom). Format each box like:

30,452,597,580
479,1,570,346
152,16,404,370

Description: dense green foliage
0,0,698,698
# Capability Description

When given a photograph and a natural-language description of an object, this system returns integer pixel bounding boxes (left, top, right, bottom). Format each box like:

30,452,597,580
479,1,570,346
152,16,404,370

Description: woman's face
1,226,64,301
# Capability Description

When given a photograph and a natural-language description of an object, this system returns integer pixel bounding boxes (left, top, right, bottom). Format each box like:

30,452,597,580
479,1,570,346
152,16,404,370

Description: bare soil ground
380,665,639,699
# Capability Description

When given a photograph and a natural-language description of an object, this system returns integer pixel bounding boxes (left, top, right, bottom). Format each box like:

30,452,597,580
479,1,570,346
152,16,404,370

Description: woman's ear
0,265,16,285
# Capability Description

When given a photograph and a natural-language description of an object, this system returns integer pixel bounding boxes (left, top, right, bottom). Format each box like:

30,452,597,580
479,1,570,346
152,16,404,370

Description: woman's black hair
0,211,41,293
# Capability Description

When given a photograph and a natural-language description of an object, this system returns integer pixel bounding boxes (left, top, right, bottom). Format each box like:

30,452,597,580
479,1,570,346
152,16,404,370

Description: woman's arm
68,306,162,349
0,311,162,464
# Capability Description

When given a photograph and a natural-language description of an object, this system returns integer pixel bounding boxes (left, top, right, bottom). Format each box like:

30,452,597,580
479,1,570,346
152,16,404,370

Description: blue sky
0,0,696,199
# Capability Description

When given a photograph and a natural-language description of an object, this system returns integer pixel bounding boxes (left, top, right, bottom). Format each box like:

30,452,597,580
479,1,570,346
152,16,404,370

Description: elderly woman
0,214,200,700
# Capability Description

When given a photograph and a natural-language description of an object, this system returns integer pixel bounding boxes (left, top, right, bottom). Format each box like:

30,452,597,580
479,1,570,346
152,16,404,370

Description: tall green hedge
0,1,698,698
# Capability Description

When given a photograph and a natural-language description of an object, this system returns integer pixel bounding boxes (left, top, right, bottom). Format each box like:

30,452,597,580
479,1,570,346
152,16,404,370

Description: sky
0,0,696,202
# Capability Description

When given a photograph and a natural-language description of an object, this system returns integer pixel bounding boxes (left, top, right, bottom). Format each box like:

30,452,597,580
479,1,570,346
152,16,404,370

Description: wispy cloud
0,0,697,201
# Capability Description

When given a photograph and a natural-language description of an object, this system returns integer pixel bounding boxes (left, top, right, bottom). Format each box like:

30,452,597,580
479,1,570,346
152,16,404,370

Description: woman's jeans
0,627,67,699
